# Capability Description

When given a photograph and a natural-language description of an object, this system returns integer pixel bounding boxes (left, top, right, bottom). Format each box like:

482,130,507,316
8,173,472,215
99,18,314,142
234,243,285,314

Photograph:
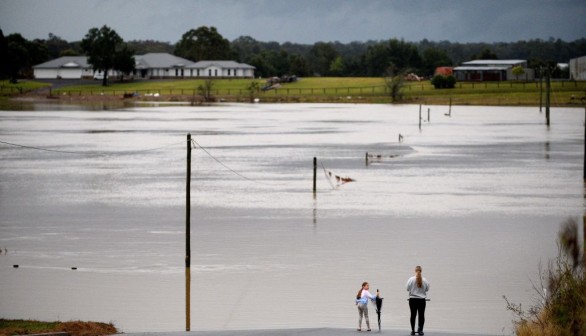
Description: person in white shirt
355,281,379,331
406,266,430,335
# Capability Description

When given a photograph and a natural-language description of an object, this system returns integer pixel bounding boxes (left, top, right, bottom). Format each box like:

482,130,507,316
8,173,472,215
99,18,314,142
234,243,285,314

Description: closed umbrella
375,289,383,332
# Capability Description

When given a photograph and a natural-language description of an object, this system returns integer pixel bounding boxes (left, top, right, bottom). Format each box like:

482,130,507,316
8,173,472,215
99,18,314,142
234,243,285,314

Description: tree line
2,25,585,82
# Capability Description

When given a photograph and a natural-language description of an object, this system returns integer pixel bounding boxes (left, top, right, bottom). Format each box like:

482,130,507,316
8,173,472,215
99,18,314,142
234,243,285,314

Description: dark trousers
409,298,426,331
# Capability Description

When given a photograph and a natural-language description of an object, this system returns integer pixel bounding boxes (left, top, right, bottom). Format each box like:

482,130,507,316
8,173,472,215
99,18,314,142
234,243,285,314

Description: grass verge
0,319,118,336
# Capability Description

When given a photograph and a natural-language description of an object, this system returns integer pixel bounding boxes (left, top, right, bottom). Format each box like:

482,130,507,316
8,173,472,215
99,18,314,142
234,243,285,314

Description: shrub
431,75,456,89
504,218,585,336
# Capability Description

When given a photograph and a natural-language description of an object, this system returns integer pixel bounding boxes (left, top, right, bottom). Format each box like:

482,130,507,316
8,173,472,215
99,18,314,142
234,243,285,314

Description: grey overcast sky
1,0,585,44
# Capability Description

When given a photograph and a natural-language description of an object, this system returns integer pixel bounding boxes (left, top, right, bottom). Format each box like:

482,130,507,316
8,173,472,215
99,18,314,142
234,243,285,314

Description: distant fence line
2,79,585,98
46,80,586,97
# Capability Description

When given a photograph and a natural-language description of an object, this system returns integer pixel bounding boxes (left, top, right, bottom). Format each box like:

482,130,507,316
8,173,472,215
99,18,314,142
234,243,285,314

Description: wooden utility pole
186,133,191,269
185,133,192,332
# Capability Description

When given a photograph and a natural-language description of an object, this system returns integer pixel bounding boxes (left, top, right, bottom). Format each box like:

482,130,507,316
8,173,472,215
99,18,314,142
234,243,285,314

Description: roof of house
33,56,90,69
462,60,526,66
33,53,255,71
454,66,510,71
134,53,193,69
187,60,255,69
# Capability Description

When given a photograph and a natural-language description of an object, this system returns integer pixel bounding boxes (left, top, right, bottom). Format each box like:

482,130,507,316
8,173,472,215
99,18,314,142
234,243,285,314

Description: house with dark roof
33,53,255,79
134,53,192,78
453,60,534,81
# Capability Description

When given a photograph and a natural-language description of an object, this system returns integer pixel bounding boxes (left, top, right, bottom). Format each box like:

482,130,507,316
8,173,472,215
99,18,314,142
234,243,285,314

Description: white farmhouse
33,56,94,79
134,53,192,78
186,60,255,78
33,53,255,80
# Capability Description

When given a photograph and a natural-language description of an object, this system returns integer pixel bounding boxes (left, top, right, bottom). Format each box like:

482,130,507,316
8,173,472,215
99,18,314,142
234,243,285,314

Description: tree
197,79,215,102
512,65,525,81
329,56,345,76
175,26,231,61
113,45,135,80
0,29,9,80
308,42,338,76
422,47,453,76
81,25,134,86
473,48,498,60
384,65,405,102
246,81,261,103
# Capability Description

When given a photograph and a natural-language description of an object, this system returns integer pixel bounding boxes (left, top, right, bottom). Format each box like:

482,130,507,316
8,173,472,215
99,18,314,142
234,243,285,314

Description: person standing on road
406,266,430,335
355,281,379,331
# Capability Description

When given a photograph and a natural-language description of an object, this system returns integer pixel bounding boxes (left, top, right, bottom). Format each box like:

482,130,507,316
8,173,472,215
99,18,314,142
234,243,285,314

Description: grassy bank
0,319,118,336
7,77,586,106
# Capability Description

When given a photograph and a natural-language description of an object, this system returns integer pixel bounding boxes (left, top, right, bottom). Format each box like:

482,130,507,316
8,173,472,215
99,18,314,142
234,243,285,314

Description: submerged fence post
419,105,422,130
546,69,551,126
313,157,317,194
449,97,452,116
428,108,430,123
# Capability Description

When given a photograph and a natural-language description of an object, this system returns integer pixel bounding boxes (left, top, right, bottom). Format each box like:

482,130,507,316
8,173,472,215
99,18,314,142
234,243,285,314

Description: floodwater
0,103,583,335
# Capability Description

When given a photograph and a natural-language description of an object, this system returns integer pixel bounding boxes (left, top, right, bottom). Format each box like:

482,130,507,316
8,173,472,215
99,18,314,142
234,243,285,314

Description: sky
1,0,585,44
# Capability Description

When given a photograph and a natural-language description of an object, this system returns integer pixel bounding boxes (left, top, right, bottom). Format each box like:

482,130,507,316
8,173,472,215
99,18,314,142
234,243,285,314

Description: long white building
33,53,255,79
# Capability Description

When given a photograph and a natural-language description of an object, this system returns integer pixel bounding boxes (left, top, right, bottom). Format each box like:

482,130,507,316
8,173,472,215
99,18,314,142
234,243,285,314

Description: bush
504,218,585,336
431,75,456,89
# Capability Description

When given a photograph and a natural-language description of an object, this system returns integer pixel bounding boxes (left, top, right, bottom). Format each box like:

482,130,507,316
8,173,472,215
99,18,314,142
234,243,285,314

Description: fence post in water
366,152,369,166
539,74,543,112
186,134,191,269
583,105,586,180
449,97,452,116
419,105,422,130
313,157,317,194
428,108,430,123
545,69,551,126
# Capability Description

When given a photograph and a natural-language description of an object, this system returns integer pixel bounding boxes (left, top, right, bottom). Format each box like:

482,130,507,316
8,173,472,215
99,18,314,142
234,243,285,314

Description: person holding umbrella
355,281,379,331
406,266,430,335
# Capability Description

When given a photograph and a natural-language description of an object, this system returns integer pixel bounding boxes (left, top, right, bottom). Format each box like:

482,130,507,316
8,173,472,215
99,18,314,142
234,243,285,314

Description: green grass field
4,77,586,106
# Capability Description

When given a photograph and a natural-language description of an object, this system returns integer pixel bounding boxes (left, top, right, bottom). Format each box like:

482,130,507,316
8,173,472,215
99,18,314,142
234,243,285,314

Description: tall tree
175,26,231,61
81,25,134,86
308,42,338,76
0,29,9,80
422,47,453,76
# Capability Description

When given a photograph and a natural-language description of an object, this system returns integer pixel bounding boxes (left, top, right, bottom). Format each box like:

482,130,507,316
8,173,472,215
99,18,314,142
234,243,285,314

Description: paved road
119,328,496,336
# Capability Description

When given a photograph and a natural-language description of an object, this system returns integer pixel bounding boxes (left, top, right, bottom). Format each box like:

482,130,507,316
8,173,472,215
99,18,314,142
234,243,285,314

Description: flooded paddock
0,103,584,334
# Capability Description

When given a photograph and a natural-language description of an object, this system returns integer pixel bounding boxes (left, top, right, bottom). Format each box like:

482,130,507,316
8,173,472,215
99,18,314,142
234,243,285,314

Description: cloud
0,0,584,43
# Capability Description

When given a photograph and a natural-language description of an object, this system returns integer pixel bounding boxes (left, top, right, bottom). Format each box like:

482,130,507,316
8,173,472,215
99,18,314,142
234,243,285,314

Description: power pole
186,133,191,269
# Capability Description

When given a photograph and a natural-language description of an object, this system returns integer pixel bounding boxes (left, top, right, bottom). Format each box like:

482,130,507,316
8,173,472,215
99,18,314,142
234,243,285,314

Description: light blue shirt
356,289,377,305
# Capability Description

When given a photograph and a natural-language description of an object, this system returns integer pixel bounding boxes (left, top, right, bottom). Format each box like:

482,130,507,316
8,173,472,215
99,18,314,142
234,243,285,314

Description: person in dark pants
406,266,430,335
